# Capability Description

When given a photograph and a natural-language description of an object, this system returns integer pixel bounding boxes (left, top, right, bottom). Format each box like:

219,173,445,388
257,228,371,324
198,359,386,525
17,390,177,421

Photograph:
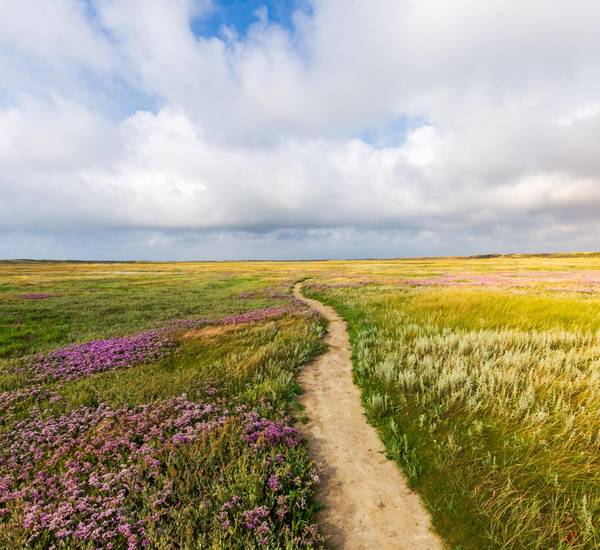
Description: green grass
0,270,285,358
306,283,600,549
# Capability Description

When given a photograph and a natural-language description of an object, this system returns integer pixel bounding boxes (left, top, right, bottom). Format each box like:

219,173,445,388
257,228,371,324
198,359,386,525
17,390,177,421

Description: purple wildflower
267,474,281,492
0,386,59,425
242,413,301,449
0,395,227,547
213,306,294,326
0,391,315,547
17,329,176,383
242,505,270,530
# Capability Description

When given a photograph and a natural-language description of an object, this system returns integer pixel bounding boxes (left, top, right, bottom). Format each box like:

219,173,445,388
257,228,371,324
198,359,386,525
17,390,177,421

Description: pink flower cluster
238,287,289,300
243,505,271,543
18,329,175,383
137,304,298,333
242,413,301,449
0,395,304,548
19,293,52,300
162,304,301,332
399,270,600,292
10,305,300,387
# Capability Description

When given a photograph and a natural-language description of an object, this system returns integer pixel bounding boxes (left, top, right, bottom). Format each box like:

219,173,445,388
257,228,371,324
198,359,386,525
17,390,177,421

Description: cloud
1,0,600,259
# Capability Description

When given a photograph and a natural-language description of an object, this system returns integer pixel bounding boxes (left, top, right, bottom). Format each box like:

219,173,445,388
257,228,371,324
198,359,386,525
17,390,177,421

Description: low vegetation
2,256,599,548
0,263,325,548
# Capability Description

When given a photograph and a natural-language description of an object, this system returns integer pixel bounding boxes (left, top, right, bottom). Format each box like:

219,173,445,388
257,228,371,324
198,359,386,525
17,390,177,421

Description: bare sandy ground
293,283,443,550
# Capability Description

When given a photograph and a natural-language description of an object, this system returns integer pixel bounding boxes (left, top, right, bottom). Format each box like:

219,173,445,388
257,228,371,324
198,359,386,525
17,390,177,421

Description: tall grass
308,284,600,549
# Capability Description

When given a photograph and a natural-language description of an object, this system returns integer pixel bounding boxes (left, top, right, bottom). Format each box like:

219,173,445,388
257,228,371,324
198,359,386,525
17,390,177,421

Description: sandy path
293,283,443,550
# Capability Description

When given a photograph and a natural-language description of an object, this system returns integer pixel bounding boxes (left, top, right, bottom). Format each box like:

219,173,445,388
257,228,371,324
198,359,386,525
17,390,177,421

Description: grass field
1,256,600,548
306,255,600,549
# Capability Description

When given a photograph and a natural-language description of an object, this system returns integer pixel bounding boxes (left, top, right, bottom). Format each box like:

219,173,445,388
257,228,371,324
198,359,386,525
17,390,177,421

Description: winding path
293,283,442,550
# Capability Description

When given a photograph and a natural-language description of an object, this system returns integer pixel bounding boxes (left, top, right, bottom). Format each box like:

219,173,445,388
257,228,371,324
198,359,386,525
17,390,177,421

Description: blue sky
1,0,600,260
191,0,305,38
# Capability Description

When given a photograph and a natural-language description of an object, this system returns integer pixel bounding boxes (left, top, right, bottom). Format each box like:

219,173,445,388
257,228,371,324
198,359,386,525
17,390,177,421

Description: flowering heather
0,387,39,415
1,268,326,549
0,395,320,548
0,396,213,547
242,505,271,544
167,304,301,330
238,287,290,300
16,329,175,383
139,304,302,334
397,270,600,293
242,413,301,449
267,474,282,491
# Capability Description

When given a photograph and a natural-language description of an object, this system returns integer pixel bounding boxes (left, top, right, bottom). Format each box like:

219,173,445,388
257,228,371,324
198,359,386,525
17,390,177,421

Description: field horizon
5,250,600,264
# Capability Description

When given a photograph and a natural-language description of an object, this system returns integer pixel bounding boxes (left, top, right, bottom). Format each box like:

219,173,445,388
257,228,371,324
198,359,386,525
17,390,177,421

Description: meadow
1,255,600,548
0,262,327,548
306,255,600,549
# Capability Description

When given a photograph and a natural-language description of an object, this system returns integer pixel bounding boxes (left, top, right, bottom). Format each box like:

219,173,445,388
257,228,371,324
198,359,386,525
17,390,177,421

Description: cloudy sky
1,0,600,260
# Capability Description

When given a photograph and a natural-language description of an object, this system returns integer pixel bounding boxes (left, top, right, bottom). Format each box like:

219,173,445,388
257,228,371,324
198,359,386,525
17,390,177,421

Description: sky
1,0,600,260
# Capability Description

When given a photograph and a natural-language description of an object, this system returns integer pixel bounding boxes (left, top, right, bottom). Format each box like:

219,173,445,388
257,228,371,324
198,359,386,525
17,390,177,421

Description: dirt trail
293,283,442,550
